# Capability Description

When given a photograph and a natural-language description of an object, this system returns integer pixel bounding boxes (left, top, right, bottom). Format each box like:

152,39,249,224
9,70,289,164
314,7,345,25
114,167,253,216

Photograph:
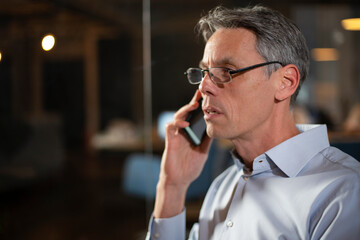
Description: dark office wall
151,34,203,117
98,37,132,130
43,60,85,150
0,57,12,115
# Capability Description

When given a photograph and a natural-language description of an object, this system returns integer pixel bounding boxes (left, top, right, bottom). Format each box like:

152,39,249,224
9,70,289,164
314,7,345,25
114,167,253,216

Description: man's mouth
206,110,218,115
203,106,222,119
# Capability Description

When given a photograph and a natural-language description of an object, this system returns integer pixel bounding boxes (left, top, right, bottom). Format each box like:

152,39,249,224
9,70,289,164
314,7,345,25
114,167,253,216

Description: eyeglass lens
211,68,230,83
187,68,203,83
186,68,230,84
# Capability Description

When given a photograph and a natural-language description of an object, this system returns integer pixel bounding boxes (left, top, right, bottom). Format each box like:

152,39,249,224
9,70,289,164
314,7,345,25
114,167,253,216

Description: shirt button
154,233,159,238
227,220,234,227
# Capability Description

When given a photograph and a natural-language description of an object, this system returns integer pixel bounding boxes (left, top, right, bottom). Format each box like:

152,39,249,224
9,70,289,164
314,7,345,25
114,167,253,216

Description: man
146,5,360,240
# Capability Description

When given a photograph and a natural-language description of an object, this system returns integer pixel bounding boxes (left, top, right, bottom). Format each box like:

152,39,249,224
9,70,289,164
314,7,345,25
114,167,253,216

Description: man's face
199,28,279,141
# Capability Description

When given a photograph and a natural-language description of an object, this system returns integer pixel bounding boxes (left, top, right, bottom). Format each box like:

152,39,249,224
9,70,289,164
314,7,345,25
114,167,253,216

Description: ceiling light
341,18,360,31
311,48,339,62
42,34,55,51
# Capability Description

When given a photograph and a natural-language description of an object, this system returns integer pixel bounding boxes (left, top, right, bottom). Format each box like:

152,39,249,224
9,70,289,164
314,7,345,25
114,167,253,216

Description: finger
165,122,180,139
190,90,202,104
165,122,189,147
175,90,203,121
173,118,190,129
174,104,197,121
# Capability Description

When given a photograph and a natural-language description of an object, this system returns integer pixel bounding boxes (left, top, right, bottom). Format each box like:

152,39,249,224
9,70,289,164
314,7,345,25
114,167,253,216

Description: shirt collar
231,124,330,177
231,150,245,172
265,124,330,177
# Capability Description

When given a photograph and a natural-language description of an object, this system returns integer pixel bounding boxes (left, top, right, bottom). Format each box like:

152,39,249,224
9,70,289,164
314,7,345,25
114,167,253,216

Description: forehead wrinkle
215,57,236,67
200,56,237,69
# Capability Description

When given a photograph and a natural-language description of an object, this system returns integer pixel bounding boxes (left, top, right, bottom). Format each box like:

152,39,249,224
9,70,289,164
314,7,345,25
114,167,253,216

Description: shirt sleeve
145,209,186,240
310,185,360,240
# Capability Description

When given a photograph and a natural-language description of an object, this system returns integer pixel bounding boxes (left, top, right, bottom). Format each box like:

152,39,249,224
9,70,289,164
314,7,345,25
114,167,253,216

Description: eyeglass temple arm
229,61,283,75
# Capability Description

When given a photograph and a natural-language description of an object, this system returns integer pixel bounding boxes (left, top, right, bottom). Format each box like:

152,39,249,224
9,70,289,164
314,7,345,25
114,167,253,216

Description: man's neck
231,111,299,170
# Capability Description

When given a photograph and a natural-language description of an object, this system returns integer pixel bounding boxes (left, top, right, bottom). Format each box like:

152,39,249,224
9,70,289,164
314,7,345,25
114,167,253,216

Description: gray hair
196,5,310,105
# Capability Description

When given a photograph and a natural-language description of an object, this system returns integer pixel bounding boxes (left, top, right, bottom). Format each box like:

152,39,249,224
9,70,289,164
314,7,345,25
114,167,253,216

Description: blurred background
0,0,360,239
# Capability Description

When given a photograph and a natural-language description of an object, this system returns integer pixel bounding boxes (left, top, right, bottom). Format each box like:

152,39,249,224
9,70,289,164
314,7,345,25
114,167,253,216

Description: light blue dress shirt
147,125,360,240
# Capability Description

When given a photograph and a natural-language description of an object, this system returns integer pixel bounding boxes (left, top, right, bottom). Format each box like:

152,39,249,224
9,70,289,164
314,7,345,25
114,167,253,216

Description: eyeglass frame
184,61,284,85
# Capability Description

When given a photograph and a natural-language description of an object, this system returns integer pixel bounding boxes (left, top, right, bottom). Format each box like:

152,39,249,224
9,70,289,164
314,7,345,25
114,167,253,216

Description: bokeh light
42,34,55,51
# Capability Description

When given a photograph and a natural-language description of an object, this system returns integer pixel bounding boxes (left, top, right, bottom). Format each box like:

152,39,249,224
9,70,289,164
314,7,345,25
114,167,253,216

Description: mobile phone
183,100,207,146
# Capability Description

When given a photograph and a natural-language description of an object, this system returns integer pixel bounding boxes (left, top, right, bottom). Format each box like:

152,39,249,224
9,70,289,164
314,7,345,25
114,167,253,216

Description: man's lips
203,106,223,119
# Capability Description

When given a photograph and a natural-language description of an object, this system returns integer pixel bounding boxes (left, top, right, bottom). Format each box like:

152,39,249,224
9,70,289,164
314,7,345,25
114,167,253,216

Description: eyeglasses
184,61,283,84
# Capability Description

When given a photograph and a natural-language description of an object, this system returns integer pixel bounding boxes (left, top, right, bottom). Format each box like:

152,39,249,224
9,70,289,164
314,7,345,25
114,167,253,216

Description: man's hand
154,90,212,218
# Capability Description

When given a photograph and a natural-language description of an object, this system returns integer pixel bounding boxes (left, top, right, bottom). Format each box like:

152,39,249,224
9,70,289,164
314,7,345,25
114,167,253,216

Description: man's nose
199,72,218,96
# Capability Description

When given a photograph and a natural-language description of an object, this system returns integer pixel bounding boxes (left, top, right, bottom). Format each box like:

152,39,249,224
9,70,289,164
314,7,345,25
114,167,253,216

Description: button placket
222,173,246,235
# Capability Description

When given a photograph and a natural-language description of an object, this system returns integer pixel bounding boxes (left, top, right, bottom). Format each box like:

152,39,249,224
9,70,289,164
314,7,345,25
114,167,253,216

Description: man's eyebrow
199,61,207,69
199,58,236,69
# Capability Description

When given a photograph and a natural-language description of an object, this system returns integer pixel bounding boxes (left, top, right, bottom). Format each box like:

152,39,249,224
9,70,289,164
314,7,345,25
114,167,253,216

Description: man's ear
275,64,300,102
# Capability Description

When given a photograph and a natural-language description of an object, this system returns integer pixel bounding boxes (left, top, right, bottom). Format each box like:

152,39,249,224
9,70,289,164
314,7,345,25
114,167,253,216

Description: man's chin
207,125,238,141
206,126,221,139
